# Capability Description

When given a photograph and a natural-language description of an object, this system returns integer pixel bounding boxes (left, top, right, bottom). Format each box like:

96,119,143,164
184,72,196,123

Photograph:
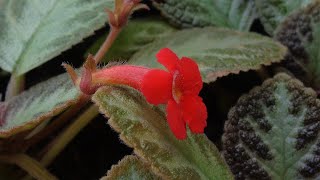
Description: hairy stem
94,27,122,64
5,74,25,100
40,105,99,167
0,154,57,180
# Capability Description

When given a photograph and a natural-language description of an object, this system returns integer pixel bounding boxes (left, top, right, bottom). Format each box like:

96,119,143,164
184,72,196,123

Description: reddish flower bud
106,0,149,28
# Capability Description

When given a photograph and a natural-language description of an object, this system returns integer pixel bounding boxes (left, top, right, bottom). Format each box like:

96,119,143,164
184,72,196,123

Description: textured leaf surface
0,73,79,138
0,0,113,75
275,1,320,89
152,0,257,31
86,17,176,62
102,155,160,180
130,27,287,83
255,0,313,35
93,85,233,180
223,73,320,179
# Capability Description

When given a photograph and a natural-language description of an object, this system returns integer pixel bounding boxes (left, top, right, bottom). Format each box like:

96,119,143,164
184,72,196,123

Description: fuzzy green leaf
130,27,287,83
223,73,320,179
152,0,257,31
275,1,320,90
0,0,113,75
255,0,313,35
0,73,79,138
85,17,176,62
102,155,160,180
92,85,233,180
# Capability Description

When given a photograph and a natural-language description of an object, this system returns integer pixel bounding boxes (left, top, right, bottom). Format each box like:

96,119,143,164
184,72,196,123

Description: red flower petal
167,100,187,139
181,96,207,133
156,48,180,72
175,57,203,95
141,69,172,105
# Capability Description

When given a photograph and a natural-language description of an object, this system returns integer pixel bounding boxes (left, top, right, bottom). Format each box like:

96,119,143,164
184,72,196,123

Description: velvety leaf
101,155,160,180
275,1,320,89
255,0,313,35
152,0,257,31
92,85,233,180
0,73,80,138
223,73,320,179
130,27,287,83
0,0,113,75
85,17,176,62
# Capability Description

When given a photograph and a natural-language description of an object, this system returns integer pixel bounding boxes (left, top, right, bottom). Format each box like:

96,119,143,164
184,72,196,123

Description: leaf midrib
11,0,60,75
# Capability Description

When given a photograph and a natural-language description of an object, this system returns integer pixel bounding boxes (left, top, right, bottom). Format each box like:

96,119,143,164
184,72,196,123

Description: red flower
141,48,207,139
63,48,207,140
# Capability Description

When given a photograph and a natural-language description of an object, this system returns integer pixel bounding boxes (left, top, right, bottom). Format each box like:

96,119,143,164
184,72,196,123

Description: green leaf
275,1,320,90
0,0,113,75
223,73,320,179
102,155,161,180
152,0,257,31
254,0,313,35
92,85,233,180
85,16,176,62
130,27,287,83
0,73,79,138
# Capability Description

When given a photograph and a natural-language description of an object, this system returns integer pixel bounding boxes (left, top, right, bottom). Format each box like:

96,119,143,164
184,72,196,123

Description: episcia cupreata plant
0,0,320,179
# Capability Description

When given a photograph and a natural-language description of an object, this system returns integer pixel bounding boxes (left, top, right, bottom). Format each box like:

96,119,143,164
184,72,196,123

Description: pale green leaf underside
152,0,257,31
0,0,113,75
223,73,320,179
85,16,176,62
102,155,160,180
254,0,313,35
0,73,79,138
275,1,320,89
130,27,287,83
92,85,233,180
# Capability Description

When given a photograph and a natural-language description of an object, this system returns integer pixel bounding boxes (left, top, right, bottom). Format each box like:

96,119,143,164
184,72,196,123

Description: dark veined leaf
152,0,257,31
255,0,313,35
92,85,233,180
0,73,79,138
130,27,287,83
0,0,113,75
275,0,320,90
223,73,320,179
101,155,160,180
85,16,176,62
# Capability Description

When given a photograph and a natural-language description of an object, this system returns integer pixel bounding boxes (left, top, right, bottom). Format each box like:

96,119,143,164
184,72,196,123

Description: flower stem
40,105,99,167
0,154,57,180
94,27,122,64
24,95,90,147
5,74,25,100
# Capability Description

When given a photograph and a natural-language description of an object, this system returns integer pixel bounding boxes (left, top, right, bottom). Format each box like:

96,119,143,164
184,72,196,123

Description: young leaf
254,0,313,35
152,0,257,31
102,155,160,180
130,27,287,83
0,0,113,75
223,73,320,179
275,1,320,89
92,85,233,180
85,17,176,62
0,73,79,138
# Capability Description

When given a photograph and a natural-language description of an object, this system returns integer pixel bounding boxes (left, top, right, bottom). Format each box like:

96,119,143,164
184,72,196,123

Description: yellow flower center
172,71,182,103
